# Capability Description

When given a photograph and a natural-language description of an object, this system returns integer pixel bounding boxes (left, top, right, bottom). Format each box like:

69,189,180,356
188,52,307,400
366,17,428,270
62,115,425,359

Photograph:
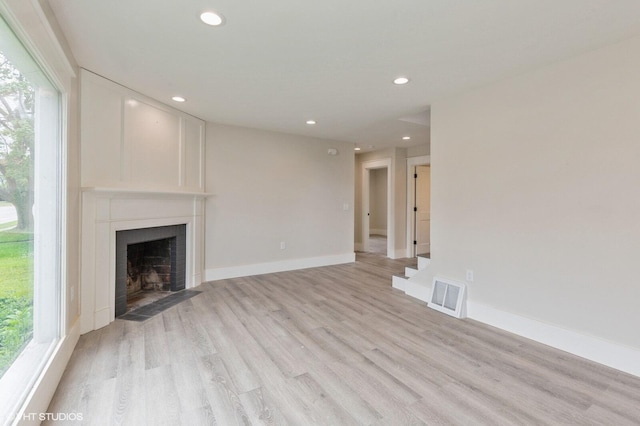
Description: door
414,165,430,255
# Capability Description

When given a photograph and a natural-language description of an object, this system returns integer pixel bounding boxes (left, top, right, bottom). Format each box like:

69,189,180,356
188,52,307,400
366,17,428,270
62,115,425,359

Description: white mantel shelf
81,187,212,197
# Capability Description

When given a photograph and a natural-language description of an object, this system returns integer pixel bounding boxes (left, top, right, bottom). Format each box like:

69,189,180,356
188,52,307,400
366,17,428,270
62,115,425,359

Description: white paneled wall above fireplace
79,70,207,333
80,69,205,192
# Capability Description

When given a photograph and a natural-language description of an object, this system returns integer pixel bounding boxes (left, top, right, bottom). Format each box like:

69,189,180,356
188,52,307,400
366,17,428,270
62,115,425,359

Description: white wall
80,70,205,192
408,143,430,158
205,123,354,279
393,149,407,256
430,35,640,351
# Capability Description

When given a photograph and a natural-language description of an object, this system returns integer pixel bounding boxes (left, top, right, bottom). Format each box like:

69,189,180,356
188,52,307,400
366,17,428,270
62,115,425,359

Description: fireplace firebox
115,224,186,316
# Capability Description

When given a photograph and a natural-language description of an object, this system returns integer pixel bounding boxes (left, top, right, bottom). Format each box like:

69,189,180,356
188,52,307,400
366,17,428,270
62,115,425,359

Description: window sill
0,338,57,424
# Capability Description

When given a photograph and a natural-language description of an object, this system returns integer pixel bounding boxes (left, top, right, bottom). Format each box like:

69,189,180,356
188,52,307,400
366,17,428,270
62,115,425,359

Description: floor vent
428,277,467,318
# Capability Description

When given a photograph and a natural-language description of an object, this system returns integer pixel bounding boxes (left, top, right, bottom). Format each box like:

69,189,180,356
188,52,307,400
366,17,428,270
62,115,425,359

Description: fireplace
80,190,205,333
115,224,186,316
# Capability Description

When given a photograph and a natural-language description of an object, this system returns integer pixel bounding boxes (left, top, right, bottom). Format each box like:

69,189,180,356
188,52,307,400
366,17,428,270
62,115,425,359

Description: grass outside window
0,229,33,376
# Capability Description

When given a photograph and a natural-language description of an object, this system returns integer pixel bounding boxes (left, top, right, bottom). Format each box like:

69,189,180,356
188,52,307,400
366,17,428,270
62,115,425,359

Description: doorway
368,168,388,254
362,158,393,257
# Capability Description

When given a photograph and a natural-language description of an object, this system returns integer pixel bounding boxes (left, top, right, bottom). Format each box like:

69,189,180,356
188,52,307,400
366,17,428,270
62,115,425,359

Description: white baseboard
15,318,81,425
467,301,640,378
405,282,432,302
389,248,407,260
189,273,202,289
93,307,110,331
205,253,356,281
391,275,408,291
369,229,387,236
353,243,404,259
393,280,640,378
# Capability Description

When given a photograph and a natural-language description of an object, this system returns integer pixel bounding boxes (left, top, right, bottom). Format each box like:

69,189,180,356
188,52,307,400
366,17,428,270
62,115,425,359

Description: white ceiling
47,0,640,152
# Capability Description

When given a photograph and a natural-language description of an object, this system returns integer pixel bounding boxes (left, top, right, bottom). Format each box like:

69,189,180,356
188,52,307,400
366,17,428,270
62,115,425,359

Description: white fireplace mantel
80,189,206,333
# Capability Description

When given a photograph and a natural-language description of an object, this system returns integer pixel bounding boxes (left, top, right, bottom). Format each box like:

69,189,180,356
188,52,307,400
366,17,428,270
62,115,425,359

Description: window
0,14,63,422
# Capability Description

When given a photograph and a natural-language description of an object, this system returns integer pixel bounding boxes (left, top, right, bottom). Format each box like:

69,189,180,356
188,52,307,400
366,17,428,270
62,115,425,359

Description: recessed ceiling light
172,96,186,102
393,77,410,85
306,120,316,125
200,11,225,26
402,136,411,140
354,147,361,151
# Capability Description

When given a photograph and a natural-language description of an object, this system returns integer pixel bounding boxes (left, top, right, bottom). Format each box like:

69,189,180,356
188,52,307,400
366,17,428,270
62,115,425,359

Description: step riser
392,256,430,296
418,256,430,270
392,256,429,294
392,275,409,291
405,267,418,278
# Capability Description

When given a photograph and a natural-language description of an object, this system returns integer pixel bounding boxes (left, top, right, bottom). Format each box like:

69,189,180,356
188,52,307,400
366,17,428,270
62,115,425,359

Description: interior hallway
367,234,387,255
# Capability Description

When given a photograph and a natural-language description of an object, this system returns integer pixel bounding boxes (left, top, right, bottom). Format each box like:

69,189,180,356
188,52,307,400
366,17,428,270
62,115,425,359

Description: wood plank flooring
46,253,640,425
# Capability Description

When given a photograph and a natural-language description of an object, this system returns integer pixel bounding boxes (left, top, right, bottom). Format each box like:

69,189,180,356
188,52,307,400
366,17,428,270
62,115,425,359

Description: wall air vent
428,277,467,318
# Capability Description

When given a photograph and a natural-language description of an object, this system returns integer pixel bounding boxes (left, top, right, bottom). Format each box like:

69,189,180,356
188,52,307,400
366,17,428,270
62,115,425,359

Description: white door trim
362,158,393,257
406,155,430,257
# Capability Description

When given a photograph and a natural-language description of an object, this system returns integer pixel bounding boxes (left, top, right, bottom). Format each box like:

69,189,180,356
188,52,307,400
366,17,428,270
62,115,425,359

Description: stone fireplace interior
115,224,186,316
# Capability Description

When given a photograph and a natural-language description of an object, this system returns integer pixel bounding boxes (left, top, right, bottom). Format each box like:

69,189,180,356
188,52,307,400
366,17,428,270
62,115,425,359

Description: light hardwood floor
46,253,640,425
367,234,387,255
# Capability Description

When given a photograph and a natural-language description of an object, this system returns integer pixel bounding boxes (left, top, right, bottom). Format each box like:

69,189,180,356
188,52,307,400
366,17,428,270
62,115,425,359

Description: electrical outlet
280,242,286,250
466,270,474,282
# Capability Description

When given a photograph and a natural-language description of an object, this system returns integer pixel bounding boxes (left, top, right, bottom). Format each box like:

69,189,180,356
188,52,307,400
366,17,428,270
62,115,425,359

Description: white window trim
0,1,79,424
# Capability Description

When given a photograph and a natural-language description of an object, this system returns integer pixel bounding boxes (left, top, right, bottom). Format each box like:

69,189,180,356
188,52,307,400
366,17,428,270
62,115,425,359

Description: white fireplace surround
80,188,205,333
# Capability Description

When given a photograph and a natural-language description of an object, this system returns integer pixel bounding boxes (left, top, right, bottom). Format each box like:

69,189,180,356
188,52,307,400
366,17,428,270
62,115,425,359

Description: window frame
0,2,72,422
